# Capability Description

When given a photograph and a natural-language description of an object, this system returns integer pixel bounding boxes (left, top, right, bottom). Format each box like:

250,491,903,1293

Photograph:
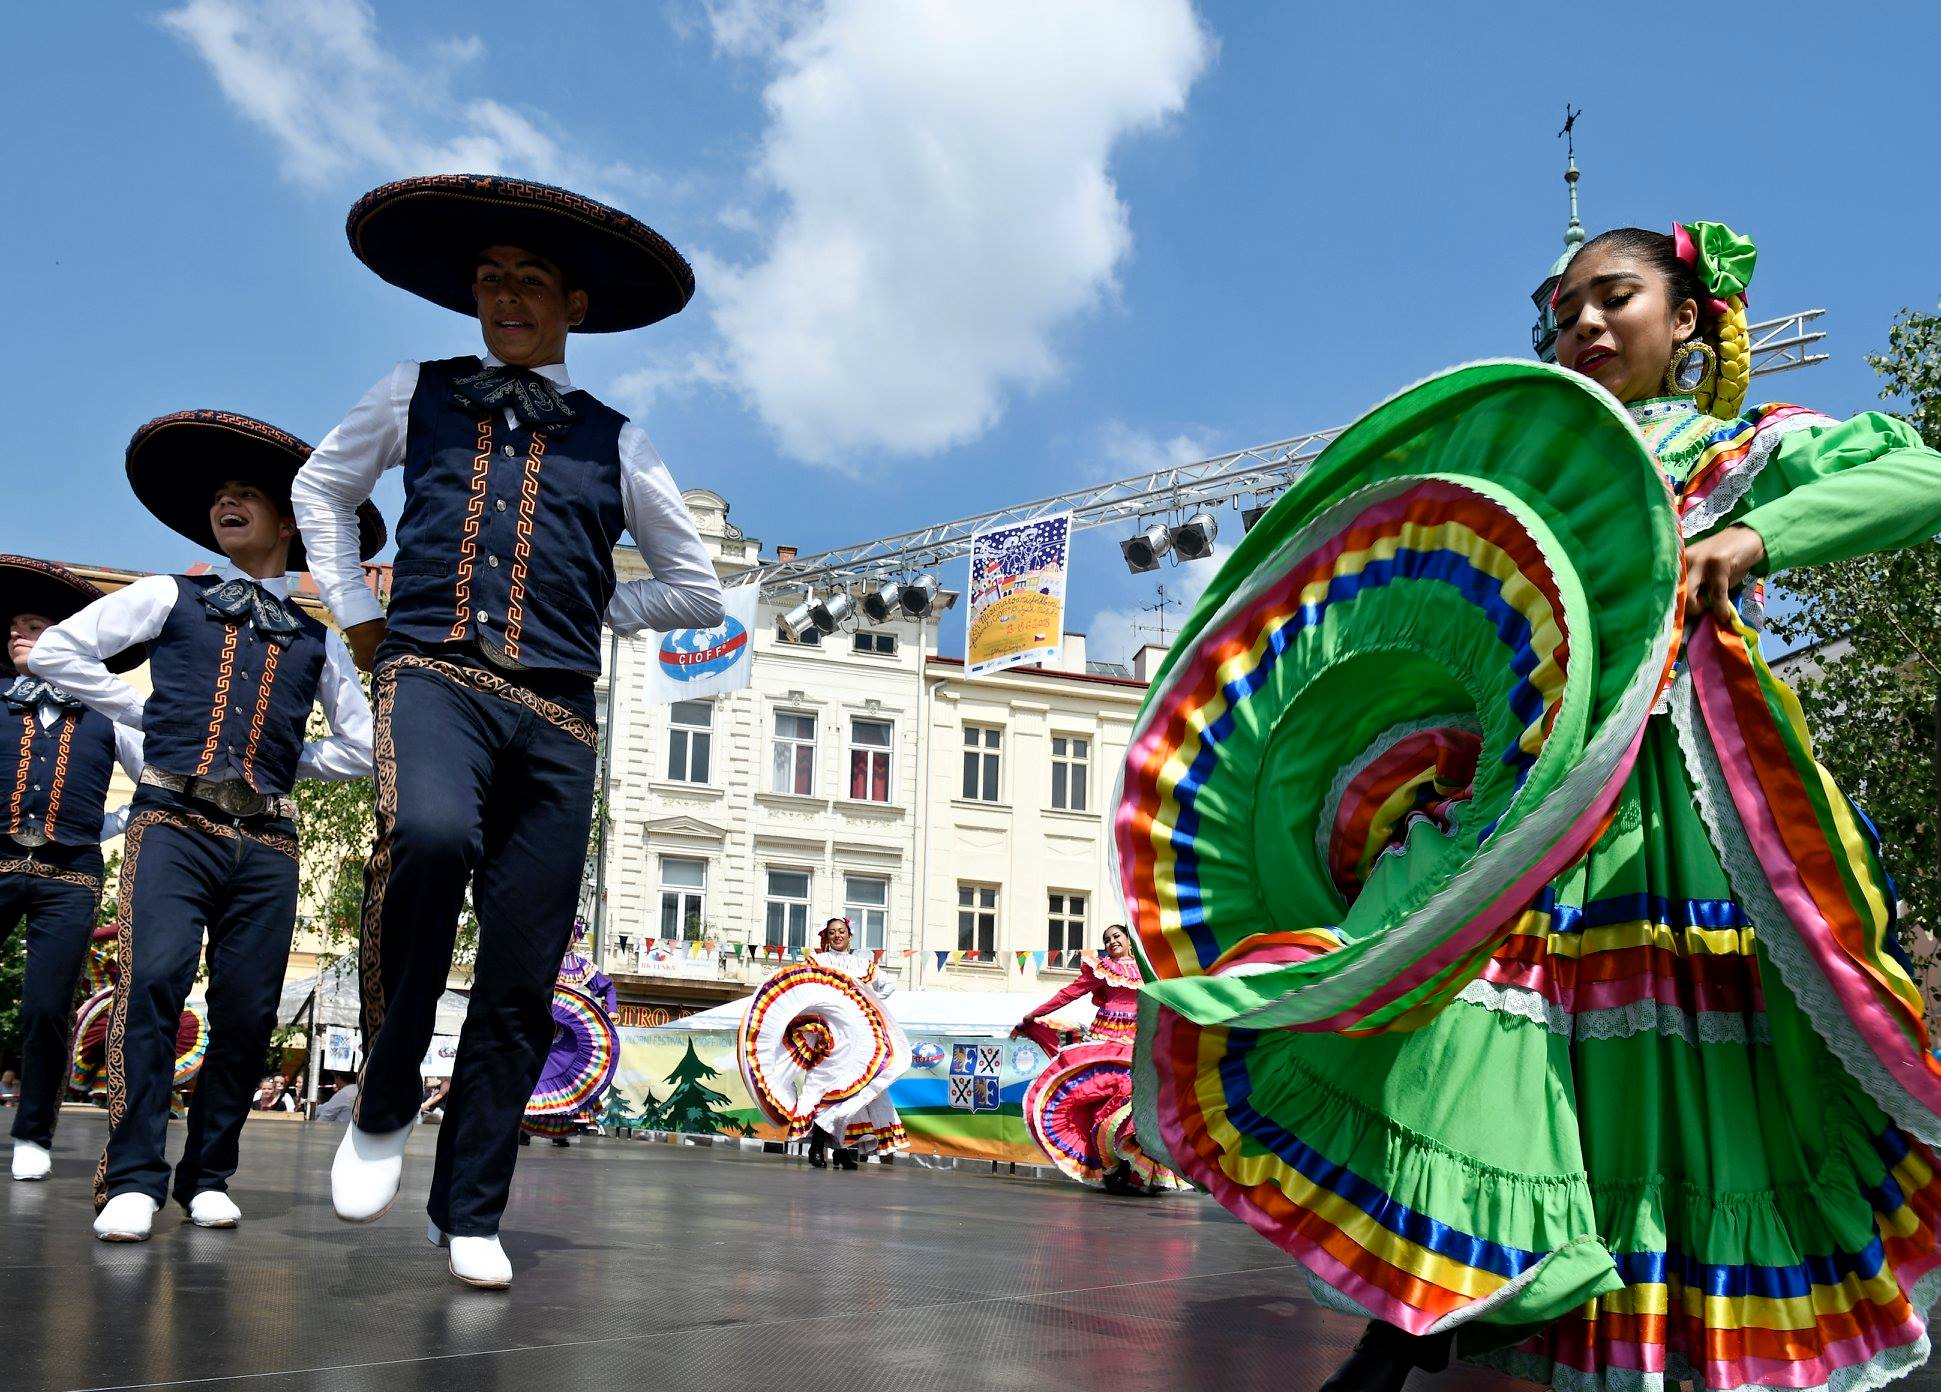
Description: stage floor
6,1114,1937,1392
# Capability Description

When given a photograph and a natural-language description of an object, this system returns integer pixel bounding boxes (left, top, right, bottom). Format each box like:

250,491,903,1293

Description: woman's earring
1664,339,1716,397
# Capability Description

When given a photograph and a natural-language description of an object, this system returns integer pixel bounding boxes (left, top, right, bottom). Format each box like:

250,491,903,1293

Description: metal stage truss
733,309,1829,597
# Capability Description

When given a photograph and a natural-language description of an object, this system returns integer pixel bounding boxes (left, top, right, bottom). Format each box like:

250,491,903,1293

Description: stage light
899,574,941,617
1172,511,1219,560
809,590,854,634
861,579,904,624
1241,503,1271,533
780,598,818,640
1121,523,1171,573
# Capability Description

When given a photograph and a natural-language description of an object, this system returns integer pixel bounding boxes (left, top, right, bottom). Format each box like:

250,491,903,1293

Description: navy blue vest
142,576,328,795
387,357,628,676
4,702,118,846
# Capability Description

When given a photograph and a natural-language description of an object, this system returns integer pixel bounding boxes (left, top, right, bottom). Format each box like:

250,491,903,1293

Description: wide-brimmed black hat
0,555,146,675
125,411,387,573
347,174,695,333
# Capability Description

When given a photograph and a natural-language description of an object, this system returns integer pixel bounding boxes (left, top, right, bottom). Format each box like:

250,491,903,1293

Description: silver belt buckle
9,827,48,848
204,779,267,818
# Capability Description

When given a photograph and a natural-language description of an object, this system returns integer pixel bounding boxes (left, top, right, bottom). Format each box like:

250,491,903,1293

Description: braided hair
1573,227,1751,418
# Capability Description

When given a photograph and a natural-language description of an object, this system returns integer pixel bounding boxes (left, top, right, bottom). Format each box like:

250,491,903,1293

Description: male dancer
2,557,145,1181
31,412,379,1240
293,175,722,1288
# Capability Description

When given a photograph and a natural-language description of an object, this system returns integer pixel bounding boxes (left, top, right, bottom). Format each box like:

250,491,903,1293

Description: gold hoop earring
1664,339,1716,398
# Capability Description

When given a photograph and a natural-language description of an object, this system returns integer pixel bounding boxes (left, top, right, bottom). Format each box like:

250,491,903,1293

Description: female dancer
1015,922,1141,1048
1014,925,1168,1194
1125,221,1941,1392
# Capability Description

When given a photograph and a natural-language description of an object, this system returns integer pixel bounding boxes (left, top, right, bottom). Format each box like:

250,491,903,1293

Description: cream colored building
590,491,1165,1019
591,491,951,1022
914,637,1161,998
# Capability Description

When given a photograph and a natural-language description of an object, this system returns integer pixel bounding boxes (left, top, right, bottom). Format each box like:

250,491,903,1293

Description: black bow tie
4,675,80,711
202,579,301,647
449,363,578,432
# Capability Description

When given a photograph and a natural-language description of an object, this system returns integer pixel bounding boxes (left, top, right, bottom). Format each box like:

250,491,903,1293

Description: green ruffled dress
1125,382,1941,1392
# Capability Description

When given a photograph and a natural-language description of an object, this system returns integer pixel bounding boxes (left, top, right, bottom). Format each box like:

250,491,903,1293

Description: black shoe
551,1137,571,1148
517,1132,532,1147
807,1155,827,1169
836,1148,860,1171
1318,1321,1452,1392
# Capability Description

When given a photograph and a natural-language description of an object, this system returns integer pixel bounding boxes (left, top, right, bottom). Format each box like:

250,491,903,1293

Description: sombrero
525,983,620,1119
125,411,386,572
737,961,910,1141
0,555,146,675
1115,360,1682,1040
347,175,694,333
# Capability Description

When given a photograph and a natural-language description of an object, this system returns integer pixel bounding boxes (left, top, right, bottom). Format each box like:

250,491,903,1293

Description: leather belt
141,769,297,821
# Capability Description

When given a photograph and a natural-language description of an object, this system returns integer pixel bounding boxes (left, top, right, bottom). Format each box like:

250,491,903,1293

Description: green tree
1767,300,1941,997
655,1039,733,1135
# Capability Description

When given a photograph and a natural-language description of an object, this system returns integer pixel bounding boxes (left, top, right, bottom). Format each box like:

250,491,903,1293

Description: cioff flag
966,512,1071,678
637,584,759,702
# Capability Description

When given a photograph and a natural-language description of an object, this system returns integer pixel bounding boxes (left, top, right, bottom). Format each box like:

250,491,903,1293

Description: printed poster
966,512,1071,678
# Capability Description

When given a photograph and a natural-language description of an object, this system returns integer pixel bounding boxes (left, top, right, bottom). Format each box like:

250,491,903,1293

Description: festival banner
966,512,1071,678
612,1023,1056,1164
636,583,759,702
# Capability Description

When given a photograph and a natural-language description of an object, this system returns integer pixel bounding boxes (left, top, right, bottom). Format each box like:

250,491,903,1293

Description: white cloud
1091,419,1213,482
160,0,653,198
707,0,1212,464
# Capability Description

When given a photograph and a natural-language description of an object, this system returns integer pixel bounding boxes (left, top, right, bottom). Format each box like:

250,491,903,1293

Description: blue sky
5,1,1938,661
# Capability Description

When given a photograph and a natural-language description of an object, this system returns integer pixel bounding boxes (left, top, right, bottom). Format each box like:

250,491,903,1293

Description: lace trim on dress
1454,976,1770,1047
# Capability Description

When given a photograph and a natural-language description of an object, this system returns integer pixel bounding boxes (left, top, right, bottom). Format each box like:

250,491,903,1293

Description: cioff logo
658,614,749,682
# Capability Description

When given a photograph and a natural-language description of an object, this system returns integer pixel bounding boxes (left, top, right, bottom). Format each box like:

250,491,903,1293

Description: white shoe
448,1234,512,1289
11,1140,51,1181
330,1122,412,1223
188,1191,242,1228
426,1219,447,1248
94,1192,160,1242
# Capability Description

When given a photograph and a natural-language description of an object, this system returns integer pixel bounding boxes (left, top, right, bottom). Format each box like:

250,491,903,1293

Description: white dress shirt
291,357,726,638
28,564,374,782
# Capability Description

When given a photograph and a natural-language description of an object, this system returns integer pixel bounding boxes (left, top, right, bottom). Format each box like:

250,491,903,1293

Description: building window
1050,735,1090,812
1048,891,1087,959
962,725,1001,802
853,631,897,656
844,874,889,953
776,621,822,647
957,883,997,955
765,869,812,949
666,701,713,784
849,718,893,802
658,857,706,940
770,711,817,795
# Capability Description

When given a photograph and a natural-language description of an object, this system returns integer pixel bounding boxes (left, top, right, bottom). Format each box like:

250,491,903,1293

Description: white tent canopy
276,956,472,1035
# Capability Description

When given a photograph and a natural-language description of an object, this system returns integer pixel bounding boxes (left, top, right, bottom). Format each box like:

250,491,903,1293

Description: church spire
1532,105,1585,362
1560,104,1585,255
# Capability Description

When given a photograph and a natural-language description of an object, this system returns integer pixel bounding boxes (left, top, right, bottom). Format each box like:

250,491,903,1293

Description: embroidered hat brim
347,175,695,334
0,554,147,674
125,411,387,573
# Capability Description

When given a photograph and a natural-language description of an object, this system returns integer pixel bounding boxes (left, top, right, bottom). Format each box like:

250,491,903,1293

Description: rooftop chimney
775,545,798,562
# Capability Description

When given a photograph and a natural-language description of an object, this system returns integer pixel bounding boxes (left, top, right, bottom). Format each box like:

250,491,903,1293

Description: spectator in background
0,1070,20,1105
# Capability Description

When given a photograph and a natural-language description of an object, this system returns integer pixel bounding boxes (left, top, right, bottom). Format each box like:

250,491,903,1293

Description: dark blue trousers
357,648,597,1237
1,837,103,1148
95,788,298,1209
